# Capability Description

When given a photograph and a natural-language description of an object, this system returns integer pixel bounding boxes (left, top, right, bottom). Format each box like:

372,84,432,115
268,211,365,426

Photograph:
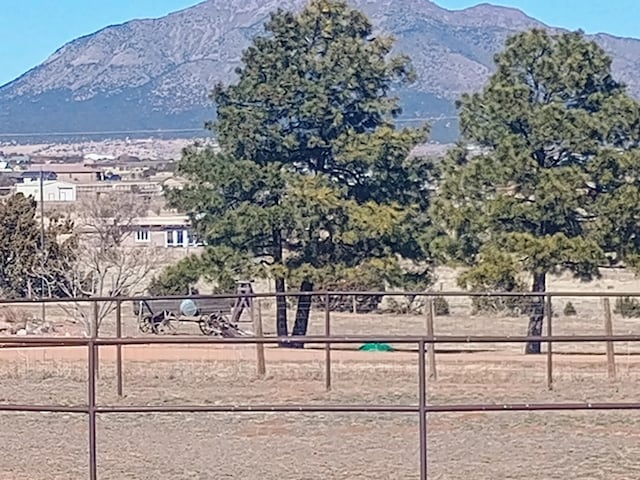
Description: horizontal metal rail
3,289,640,305
0,405,89,413
3,402,640,415
2,334,640,346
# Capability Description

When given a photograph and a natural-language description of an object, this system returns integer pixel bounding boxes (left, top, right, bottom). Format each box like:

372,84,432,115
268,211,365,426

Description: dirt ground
2,268,640,479
2,347,640,479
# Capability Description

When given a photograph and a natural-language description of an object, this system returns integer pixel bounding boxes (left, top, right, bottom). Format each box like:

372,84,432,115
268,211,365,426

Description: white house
15,179,77,202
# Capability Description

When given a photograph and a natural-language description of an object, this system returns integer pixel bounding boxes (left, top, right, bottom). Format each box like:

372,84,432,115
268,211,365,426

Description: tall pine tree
168,0,433,344
432,29,640,353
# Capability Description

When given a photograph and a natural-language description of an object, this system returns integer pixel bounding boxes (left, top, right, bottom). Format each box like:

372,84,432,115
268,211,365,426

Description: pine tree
168,0,433,345
432,29,640,353
0,194,75,299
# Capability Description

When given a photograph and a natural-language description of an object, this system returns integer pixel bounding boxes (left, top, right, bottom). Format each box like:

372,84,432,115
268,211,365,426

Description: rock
38,321,55,334
16,329,27,336
25,322,38,335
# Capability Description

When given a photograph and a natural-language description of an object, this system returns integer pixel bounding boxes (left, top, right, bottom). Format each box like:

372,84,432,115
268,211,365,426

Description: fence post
252,298,266,377
352,295,357,314
425,298,437,380
324,293,332,391
115,300,123,397
418,339,427,480
602,298,617,381
546,295,553,391
93,301,100,380
88,337,98,480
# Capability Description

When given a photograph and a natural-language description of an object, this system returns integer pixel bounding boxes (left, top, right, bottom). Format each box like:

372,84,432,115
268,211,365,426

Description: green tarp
358,342,394,352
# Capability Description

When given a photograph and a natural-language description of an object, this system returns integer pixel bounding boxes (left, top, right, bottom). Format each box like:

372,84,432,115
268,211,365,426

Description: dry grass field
2,267,640,479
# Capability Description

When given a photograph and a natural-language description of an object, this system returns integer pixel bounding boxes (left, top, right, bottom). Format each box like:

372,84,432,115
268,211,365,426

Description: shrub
614,297,640,318
0,306,32,324
563,301,577,316
147,256,203,296
457,249,532,316
433,296,450,316
384,298,416,314
312,277,384,313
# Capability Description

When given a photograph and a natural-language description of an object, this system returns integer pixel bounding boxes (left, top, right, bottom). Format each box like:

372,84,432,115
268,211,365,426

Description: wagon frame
133,282,254,337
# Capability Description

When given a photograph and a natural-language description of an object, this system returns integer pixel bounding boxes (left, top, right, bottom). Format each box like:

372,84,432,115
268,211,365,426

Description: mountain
1,0,639,143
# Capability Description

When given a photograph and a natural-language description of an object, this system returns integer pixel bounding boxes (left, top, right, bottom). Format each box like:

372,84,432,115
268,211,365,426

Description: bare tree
39,193,167,335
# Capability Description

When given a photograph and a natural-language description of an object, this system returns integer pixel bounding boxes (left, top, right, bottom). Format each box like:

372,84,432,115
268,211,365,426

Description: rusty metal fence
2,290,640,480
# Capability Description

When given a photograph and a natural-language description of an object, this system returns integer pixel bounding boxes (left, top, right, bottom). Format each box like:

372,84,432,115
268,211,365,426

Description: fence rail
2,291,640,479
4,289,640,304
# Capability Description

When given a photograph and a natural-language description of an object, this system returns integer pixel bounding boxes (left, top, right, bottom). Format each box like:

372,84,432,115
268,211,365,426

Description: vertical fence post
546,295,553,391
324,293,332,392
418,339,427,480
252,298,266,377
602,297,617,381
93,301,100,380
115,300,123,397
425,298,437,380
88,337,98,480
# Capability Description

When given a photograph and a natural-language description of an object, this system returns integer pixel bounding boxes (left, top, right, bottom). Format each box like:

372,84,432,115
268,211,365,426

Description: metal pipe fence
2,291,640,479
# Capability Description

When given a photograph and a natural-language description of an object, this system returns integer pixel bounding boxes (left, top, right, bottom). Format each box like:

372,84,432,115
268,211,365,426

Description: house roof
133,215,190,227
16,180,77,189
25,163,100,174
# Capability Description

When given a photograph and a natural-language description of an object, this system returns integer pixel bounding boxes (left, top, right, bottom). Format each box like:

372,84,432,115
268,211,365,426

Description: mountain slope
1,0,639,143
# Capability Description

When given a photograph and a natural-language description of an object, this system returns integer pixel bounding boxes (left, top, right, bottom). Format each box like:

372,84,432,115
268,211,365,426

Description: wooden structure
132,281,254,336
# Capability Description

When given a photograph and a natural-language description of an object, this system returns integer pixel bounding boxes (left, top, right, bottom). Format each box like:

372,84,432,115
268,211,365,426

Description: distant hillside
1,0,639,143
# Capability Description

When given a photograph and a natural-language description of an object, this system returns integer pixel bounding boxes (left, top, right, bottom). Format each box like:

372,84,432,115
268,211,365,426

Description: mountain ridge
1,0,639,143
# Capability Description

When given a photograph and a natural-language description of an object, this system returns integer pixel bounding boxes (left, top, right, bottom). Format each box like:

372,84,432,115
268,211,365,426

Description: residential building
74,213,203,250
127,215,203,249
23,163,103,183
76,180,162,197
15,178,77,202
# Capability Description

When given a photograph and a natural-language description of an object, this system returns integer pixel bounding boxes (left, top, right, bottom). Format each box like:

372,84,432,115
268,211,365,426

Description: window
135,229,150,243
165,229,192,248
187,230,204,247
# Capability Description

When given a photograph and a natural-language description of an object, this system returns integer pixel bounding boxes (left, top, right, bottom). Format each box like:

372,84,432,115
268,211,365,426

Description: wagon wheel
217,317,248,338
152,320,176,335
151,312,176,335
138,315,153,333
198,314,222,336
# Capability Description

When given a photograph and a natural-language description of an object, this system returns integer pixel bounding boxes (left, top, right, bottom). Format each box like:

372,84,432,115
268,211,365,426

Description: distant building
10,155,31,165
127,215,203,249
75,213,203,250
84,153,116,162
20,171,57,182
15,179,77,202
76,180,162,197
23,163,103,183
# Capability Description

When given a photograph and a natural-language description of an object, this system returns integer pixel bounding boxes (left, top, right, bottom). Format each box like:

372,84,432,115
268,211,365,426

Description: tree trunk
272,228,288,346
525,272,546,354
290,279,313,349
275,277,288,346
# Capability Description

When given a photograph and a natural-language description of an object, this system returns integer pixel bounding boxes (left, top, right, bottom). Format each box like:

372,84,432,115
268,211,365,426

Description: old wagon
132,294,252,337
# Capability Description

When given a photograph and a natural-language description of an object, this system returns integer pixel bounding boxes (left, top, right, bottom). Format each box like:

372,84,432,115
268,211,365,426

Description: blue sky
0,0,638,87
